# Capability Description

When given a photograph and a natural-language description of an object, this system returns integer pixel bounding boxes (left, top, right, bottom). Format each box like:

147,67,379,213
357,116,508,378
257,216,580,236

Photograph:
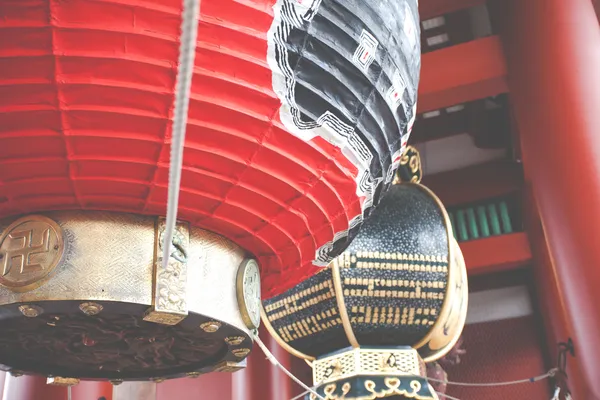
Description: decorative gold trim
0,215,65,293
144,218,190,326
310,378,438,400
331,257,360,348
236,259,261,330
260,303,316,361
312,347,422,386
364,378,437,400
46,377,80,386
421,238,469,362
409,183,456,355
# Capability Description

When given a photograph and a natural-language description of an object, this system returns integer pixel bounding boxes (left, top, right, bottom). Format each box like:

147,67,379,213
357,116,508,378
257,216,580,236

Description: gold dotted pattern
276,307,342,342
349,305,437,327
264,280,335,317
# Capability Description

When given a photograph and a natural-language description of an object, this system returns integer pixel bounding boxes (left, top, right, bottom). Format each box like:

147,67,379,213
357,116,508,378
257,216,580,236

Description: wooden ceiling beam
421,160,523,207
460,233,532,275
419,0,485,20
418,36,508,113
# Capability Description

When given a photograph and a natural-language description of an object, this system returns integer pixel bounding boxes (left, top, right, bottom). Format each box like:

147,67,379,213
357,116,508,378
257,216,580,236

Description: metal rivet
200,321,221,333
231,348,251,358
79,302,103,316
224,336,245,346
19,305,42,318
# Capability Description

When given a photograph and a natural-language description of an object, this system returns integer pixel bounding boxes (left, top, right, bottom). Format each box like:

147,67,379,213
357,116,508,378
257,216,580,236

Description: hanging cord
436,392,461,400
426,368,558,388
67,386,71,400
161,0,201,268
290,386,321,400
252,332,325,400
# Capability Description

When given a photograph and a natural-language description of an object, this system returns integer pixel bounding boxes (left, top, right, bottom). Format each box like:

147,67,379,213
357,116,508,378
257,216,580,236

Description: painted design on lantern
352,30,379,72
266,0,419,267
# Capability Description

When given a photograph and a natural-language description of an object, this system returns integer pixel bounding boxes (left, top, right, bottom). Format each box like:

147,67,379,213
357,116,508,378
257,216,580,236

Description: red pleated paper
0,0,366,298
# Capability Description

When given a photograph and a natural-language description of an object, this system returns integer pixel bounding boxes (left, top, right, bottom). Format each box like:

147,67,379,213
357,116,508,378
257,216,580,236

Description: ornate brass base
309,347,438,400
0,211,259,381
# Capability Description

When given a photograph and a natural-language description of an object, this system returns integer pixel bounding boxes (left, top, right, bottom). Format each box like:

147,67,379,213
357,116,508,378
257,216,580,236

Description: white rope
427,368,557,387
436,392,461,400
161,0,201,269
252,333,325,400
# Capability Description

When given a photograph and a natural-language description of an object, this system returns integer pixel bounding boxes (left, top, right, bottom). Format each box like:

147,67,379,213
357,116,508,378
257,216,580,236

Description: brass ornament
151,377,166,383
0,211,253,380
394,145,422,185
110,379,124,386
224,336,245,346
187,372,202,378
236,259,261,330
18,305,42,318
144,219,190,326
213,360,247,373
46,377,80,386
79,302,103,316
231,348,251,358
200,321,222,333
312,347,422,386
0,215,65,292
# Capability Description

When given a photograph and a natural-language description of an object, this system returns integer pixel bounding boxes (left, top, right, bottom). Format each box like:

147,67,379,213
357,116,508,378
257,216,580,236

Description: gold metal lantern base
308,347,438,400
0,211,260,381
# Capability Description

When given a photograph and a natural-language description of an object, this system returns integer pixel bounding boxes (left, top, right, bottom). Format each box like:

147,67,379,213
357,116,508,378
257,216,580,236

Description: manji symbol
2,228,51,276
0,216,64,291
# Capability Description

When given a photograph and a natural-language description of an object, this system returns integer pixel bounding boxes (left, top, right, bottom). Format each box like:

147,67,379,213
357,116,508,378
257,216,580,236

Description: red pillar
1,376,66,400
497,0,600,398
232,326,294,400
1,375,112,400
72,381,114,400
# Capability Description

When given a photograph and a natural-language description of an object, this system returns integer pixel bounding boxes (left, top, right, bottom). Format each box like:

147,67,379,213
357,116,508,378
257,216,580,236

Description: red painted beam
422,160,523,207
460,233,532,275
418,36,508,113
419,0,485,20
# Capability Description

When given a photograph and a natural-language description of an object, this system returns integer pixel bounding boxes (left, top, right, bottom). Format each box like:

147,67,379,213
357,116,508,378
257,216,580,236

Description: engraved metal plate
144,219,190,326
0,215,65,292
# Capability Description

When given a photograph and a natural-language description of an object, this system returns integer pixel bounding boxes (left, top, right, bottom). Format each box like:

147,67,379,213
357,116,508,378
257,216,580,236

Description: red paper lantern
0,0,420,299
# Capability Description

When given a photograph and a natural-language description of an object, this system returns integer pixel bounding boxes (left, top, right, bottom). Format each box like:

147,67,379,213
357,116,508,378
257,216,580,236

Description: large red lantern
0,0,420,384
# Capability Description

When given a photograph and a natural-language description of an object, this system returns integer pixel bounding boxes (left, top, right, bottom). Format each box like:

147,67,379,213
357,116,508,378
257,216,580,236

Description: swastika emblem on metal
0,215,65,292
